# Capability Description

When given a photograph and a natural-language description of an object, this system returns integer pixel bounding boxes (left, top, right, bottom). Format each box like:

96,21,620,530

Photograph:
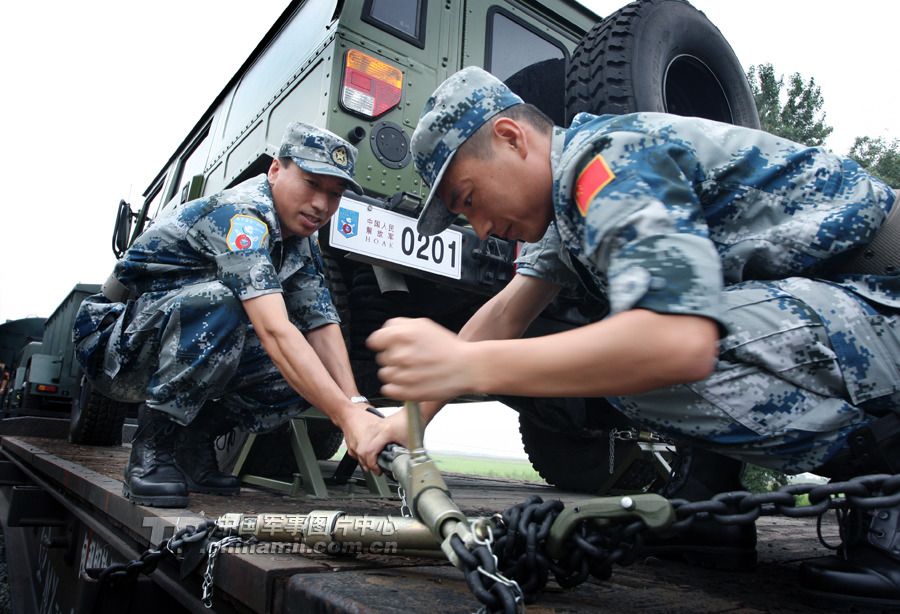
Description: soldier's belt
837,190,900,276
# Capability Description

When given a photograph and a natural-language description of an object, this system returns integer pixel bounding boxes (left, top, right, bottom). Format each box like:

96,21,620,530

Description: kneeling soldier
75,122,386,507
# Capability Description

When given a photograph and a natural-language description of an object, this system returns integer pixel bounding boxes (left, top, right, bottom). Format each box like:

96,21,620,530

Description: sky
0,1,897,458
1,0,897,324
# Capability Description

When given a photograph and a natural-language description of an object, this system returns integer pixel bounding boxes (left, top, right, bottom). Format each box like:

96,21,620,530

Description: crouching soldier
74,122,388,507
365,68,900,608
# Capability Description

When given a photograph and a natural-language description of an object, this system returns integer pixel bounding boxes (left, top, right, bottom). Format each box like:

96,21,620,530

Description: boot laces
149,422,179,465
215,430,237,452
818,507,870,559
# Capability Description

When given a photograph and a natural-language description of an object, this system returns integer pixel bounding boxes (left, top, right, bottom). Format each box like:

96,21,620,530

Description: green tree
849,136,900,189
742,464,790,493
747,63,833,146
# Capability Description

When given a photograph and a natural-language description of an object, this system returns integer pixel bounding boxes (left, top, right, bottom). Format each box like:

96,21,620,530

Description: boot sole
183,475,240,496
802,587,900,613
122,484,189,508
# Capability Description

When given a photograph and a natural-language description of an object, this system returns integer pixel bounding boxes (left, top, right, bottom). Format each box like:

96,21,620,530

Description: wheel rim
663,54,734,124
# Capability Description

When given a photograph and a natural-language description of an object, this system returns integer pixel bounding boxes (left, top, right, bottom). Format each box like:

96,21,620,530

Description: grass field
335,446,544,482
428,453,544,482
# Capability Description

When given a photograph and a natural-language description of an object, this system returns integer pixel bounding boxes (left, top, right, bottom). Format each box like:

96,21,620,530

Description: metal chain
450,534,523,614
608,430,615,474
202,535,252,608
87,520,220,584
397,485,412,518
459,472,900,613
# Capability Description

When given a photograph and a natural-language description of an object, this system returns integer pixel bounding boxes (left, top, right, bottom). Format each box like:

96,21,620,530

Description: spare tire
566,0,759,128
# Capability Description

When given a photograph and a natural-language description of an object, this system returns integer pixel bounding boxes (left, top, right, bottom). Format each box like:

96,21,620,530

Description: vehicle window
146,183,164,219
220,1,337,149
486,8,567,125
362,0,426,48
171,128,211,204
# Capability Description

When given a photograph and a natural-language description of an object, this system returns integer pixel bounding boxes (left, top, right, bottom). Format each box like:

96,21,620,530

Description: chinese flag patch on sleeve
574,154,615,217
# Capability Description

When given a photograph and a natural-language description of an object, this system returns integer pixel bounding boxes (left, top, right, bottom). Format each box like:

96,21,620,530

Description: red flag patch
574,154,615,217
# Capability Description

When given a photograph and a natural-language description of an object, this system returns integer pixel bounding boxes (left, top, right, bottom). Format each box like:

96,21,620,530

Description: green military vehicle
0,1,767,612
92,0,759,491
3,0,763,489
3,286,98,414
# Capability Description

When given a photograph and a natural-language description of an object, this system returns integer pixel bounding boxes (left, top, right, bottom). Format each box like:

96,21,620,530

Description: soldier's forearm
459,274,560,342
414,275,560,421
244,294,358,425
469,309,718,398
304,323,361,399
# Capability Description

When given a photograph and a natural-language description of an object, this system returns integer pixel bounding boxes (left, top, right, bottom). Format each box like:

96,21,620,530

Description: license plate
329,198,462,280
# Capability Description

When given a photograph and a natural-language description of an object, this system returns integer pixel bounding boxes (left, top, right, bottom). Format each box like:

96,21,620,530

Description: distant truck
0,316,45,409
4,286,97,412
9,0,759,492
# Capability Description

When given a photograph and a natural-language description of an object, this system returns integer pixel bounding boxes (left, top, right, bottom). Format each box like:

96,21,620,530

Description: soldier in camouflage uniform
74,122,385,508
365,67,900,607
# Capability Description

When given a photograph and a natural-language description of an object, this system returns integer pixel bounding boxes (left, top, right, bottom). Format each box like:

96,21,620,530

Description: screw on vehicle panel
620,496,635,511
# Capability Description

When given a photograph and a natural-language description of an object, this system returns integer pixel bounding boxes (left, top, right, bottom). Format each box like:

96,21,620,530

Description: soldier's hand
366,318,477,402
339,409,388,474
353,410,410,475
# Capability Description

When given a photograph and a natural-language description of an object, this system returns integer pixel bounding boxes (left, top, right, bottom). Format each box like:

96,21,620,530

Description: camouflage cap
411,67,523,236
278,122,363,194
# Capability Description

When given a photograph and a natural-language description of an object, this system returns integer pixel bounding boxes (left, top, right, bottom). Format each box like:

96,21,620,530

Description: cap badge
331,146,349,168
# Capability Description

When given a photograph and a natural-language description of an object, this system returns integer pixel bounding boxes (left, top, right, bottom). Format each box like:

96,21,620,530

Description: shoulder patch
574,154,615,217
226,214,269,252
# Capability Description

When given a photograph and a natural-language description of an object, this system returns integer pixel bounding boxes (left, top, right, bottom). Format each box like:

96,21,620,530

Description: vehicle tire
566,0,760,128
320,247,351,342
69,375,129,446
518,411,665,494
348,266,389,399
511,396,666,494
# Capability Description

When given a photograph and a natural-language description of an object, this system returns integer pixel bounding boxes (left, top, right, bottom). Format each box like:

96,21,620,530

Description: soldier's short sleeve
188,204,282,300
515,223,580,290
280,236,341,331
575,134,725,327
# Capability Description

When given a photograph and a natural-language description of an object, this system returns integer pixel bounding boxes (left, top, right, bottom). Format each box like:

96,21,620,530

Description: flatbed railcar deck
0,429,840,613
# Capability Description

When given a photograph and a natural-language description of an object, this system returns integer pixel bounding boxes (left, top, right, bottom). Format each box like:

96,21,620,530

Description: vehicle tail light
341,49,403,118
36,384,58,393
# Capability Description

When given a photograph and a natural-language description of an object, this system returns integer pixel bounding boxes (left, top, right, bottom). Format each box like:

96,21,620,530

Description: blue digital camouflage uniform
73,174,340,431
516,112,898,473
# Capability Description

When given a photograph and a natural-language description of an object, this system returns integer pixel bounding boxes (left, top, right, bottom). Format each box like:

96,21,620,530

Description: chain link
458,472,900,614
397,485,412,518
202,535,251,608
608,430,615,474
87,520,220,584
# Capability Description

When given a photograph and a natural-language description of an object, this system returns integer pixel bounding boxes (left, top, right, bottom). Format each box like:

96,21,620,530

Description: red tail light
36,384,58,393
341,49,403,118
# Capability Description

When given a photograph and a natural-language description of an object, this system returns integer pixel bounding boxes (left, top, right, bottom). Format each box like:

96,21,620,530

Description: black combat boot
175,409,240,496
123,407,189,508
800,503,900,610
640,447,757,570
800,414,900,609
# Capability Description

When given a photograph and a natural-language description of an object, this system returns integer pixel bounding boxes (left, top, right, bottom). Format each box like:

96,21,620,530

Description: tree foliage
849,136,900,189
747,63,833,146
743,464,790,493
